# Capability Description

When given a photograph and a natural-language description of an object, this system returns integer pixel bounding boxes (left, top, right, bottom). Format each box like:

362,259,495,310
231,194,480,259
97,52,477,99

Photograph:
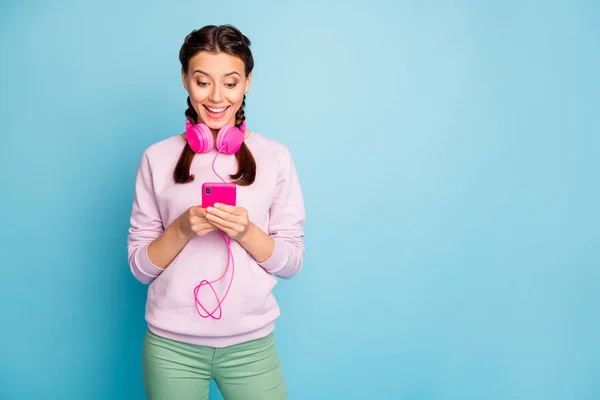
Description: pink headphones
185,119,246,154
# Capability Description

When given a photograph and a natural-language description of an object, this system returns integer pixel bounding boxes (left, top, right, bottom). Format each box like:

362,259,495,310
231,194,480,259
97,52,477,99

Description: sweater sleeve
257,147,306,279
127,151,165,284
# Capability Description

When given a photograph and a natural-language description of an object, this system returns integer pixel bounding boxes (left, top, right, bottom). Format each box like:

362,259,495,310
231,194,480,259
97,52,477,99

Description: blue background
1,1,598,399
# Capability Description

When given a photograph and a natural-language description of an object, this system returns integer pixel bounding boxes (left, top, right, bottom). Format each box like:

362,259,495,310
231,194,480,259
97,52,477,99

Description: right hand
176,205,217,238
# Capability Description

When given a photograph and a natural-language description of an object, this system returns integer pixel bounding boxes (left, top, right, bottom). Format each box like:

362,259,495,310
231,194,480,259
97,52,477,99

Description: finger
214,203,239,214
192,206,207,217
190,215,205,225
206,214,231,231
191,211,211,224
206,206,238,222
192,221,212,230
206,220,228,232
192,221,215,232
205,212,241,231
197,226,217,236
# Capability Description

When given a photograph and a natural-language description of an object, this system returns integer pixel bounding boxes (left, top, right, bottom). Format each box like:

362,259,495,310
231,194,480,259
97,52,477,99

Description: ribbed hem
146,321,276,348
135,244,164,280
257,238,286,274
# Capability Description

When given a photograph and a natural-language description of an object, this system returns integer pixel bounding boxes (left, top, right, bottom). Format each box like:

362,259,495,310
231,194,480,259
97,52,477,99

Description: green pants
142,329,288,399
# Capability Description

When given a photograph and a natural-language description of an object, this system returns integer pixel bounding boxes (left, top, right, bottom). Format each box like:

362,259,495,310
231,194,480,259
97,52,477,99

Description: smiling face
182,51,252,131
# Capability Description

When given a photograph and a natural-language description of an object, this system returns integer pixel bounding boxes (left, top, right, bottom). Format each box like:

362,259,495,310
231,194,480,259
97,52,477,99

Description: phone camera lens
205,188,211,194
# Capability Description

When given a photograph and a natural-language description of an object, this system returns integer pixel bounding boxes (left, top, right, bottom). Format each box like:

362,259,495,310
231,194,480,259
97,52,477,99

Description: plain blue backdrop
1,1,598,399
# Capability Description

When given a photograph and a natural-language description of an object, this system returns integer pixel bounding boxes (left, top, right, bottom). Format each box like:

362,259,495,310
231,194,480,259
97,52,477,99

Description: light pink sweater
127,132,305,347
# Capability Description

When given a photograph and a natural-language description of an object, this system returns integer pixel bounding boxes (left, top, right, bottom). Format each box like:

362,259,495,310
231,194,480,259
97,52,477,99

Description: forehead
188,51,245,77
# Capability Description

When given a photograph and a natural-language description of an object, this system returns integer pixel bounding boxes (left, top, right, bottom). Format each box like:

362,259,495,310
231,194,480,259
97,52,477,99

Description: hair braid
173,97,197,183
185,96,198,125
235,95,246,127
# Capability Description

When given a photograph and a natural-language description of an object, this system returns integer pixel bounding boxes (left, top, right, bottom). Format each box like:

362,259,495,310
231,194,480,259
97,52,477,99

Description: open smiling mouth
204,105,230,114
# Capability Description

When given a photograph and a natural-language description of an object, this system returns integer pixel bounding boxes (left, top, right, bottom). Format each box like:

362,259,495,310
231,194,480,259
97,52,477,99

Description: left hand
205,203,250,240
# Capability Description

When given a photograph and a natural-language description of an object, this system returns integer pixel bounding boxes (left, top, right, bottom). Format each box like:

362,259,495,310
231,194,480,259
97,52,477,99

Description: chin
202,120,222,129
196,106,236,129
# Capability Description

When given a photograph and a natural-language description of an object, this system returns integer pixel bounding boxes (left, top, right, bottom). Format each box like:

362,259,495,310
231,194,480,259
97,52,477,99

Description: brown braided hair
174,25,256,186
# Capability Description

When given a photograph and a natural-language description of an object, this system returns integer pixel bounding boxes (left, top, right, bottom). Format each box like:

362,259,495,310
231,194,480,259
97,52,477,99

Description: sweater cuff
135,244,164,280
257,238,286,274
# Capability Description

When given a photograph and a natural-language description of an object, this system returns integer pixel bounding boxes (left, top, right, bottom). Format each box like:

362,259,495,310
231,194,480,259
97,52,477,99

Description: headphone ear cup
216,125,245,154
186,122,214,153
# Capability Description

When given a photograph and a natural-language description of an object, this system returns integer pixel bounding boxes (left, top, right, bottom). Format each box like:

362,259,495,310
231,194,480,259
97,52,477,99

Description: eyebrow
192,69,241,78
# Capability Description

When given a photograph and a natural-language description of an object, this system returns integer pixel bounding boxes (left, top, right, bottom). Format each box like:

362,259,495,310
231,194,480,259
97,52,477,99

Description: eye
225,83,237,89
197,81,209,87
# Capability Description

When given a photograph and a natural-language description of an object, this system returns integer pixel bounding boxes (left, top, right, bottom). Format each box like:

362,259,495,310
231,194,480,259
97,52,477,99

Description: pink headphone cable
193,230,234,319
193,143,236,319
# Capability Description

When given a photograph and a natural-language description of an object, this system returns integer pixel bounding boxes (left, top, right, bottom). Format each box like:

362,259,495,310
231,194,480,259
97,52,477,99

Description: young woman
127,24,305,399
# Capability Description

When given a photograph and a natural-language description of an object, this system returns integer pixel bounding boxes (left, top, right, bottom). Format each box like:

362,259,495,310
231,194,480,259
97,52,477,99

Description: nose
209,84,223,103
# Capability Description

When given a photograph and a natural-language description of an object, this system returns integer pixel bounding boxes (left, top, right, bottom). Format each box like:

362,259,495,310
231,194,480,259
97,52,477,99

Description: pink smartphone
202,182,236,208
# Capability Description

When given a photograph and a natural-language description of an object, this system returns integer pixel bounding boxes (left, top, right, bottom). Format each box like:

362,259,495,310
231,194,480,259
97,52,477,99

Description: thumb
190,205,203,215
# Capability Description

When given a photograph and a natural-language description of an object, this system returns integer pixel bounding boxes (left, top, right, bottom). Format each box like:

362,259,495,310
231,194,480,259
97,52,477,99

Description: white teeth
207,106,227,113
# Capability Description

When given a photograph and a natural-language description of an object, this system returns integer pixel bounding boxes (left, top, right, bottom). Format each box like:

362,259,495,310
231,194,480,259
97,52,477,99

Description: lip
203,105,230,120
204,105,230,111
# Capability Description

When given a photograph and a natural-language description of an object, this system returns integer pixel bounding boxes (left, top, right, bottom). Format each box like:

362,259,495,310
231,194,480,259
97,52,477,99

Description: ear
181,68,189,91
244,72,252,94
